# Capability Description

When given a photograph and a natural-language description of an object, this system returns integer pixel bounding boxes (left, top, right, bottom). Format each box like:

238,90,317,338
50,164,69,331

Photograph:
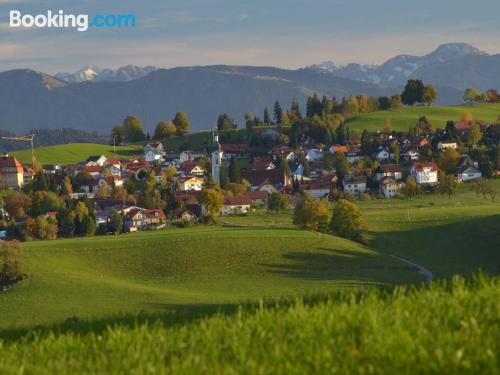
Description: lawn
346,103,500,132
0,275,497,374
12,143,144,165
0,227,419,330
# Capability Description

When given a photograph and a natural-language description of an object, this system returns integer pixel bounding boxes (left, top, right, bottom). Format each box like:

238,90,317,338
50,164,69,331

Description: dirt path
388,254,434,283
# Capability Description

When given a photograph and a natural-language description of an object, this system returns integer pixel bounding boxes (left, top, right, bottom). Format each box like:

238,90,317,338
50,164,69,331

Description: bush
0,241,25,284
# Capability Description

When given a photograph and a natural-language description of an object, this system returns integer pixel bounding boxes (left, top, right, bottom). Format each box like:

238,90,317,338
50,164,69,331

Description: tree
464,88,480,104
111,125,125,145
334,152,349,182
82,215,96,237
216,113,237,130
330,199,366,243
96,182,112,199
33,215,58,240
225,182,248,196
201,188,224,217
401,176,421,199
273,101,283,124
267,192,291,212
0,241,24,283
293,193,330,232
219,167,229,189
245,112,255,129
438,173,459,198
290,97,302,120
437,149,460,174
466,123,482,146
389,143,400,163
472,179,497,201
61,176,73,195
173,112,191,135
263,107,271,125
30,191,64,217
401,79,425,106
228,156,241,183
154,121,176,140
5,192,29,220
123,115,146,142
109,209,123,234
422,85,438,105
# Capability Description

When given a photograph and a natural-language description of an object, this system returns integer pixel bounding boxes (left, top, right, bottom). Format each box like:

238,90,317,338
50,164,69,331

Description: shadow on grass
369,215,500,278
261,248,413,283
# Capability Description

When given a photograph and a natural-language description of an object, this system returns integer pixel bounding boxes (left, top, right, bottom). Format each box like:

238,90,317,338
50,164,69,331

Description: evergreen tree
273,101,283,124
263,107,271,125
291,97,302,119
401,79,425,106
219,166,229,189
228,156,241,183
336,123,346,144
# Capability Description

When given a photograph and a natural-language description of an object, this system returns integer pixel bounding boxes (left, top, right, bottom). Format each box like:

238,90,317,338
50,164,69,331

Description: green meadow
345,103,500,132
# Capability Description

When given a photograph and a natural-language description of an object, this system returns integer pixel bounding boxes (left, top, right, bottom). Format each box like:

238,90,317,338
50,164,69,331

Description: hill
345,103,500,132
0,275,497,374
0,227,420,329
0,66,392,135
12,143,144,165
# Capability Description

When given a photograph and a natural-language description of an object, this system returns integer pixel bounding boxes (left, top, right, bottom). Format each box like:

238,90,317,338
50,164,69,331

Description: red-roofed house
220,196,251,215
0,153,25,189
329,144,349,153
411,162,440,185
250,157,276,171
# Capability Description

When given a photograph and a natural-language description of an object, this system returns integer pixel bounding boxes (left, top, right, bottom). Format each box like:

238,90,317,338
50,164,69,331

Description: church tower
211,131,223,184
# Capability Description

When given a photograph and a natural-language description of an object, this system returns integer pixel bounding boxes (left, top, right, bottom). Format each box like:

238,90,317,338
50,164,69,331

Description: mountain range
0,43,498,135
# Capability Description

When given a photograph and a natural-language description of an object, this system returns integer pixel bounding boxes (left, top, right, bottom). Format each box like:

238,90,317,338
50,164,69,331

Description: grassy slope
0,227,418,329
221,181,500,278
0,275,498,374
346,103,500,132
12,143,144,165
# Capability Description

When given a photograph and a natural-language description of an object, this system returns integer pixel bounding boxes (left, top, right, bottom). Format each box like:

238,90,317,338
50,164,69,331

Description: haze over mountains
0,43,498,135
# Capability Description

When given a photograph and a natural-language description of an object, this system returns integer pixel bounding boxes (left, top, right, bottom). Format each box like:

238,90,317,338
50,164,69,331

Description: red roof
224,196,251,206
412,162,439,173
221,144,248,153
330,145,349,153
83,165,103,173
241,169,286,187
245,191,269,200
0,156,23,173
178,161,203,174
251,157,275,170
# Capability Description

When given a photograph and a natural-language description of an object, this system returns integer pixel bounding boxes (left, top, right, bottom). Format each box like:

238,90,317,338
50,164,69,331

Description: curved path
387,254,434,283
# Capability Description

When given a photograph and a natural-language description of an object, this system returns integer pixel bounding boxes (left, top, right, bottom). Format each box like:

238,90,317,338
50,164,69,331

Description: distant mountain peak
55,65,157,83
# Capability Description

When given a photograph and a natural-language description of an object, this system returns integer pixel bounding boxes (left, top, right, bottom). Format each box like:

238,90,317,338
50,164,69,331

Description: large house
241,169,289,191
177,176,204,191
144,143,165,163
410,162,440,186
219,196,251,216
343,175,367,196
124,208,166,232
376,164,405,181
379,177,405,198
0,153,25,189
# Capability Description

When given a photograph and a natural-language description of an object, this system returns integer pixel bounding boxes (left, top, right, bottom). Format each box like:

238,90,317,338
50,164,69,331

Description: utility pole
1,134,36,168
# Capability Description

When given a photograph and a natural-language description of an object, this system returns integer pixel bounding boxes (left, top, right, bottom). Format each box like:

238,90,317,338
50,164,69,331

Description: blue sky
1,0,499,73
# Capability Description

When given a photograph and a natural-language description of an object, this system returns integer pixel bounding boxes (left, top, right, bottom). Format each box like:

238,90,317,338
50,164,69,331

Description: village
0,113,498,241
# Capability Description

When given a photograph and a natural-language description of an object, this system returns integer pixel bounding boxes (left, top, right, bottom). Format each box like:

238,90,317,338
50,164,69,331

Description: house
83,165,104,177
23,167,34,186
437,141,458,151
374,149,391,162
250,157,275,171
304,180,331,198
305,148,323,162
219,196,251,216
404,149,420,161
177,176,204,191
179,151,194,163
343,175,367,196
144,142,165,163
85,155,107,167
241,169,289,191
0,153,25,189
329,144,349,154
346,150,362,164
375,164,405,181
245,190,269,206
456,165,482,182
175,209,197,222
178,161,205,176
379,177,405,198
410,162,439,186
124,208,166,232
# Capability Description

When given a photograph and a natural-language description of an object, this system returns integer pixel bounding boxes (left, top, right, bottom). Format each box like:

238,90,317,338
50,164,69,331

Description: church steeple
211,129,223,184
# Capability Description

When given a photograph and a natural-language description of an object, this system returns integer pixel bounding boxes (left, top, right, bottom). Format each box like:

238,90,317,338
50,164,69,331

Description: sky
1,0,500,74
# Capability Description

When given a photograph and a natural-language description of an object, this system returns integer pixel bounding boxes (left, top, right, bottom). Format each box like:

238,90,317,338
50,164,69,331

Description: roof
145,142,163,149
378,164,405,174
412,162,440,173
221,144,248,153
224,196,252,206
330,145,349,153
251,157,275,170
86,155,106,162
241,169,286,187
245,190,269,200
344,175,367,184
0,155,24,173
178,161,204,174
83,165,103,174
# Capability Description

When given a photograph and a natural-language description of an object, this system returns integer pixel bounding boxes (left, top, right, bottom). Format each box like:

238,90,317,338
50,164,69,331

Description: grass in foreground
346,103,500,132
0,275,498,374
0,227,419,329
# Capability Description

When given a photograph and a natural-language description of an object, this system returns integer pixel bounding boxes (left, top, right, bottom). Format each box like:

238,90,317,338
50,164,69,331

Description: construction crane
1,134,36,168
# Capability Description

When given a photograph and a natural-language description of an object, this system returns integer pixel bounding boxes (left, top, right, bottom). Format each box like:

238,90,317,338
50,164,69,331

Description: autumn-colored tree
201,188,224,217
0,241,24,283
293,193,330,232
330,199,366,243
267,192,291,212
466,123,482,146
437,149,460,174
154,120,176,139
173,112,191,135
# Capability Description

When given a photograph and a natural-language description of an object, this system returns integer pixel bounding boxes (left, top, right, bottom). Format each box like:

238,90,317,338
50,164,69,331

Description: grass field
346,103,500,132
0,227,420,330
0,275,497,374
12,143,144,165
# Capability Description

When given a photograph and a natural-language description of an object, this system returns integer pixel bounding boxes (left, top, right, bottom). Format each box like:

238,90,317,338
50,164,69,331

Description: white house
85,155,107,167
437,141,458,151
177,176,204,191
305,148,323,162
456,165,482,182
343,175,367,196
374,149,391,162
179,151,194,163
379,178,405,198
219,196,251,216
410,162,439,186
376,164,405,181
144,143,165,163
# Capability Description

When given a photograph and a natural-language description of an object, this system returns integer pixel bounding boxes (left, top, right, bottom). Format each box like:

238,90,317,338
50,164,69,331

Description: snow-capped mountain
308,43,488,88
55,65,157,83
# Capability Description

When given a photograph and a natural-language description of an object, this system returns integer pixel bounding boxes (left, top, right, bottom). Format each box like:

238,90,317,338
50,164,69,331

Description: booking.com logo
9,10,136,32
